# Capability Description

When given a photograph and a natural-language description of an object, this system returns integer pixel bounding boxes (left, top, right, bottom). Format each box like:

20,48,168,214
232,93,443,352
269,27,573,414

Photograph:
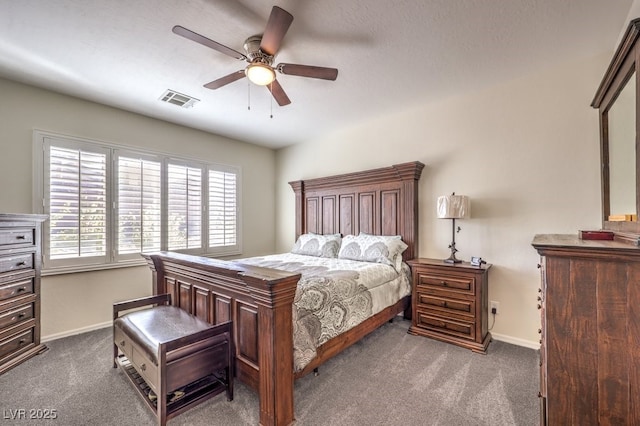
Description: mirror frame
592,18,640,237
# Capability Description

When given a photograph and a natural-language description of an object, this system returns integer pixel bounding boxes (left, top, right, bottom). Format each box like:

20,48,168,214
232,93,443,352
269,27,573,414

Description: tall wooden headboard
289,161,425,261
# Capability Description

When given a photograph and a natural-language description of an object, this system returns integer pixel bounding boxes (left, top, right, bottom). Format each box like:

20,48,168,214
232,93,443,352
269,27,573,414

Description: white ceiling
0,0,633,149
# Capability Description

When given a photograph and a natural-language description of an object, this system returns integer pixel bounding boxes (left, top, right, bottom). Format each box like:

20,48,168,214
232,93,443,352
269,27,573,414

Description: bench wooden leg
157,346,168,426
112,325,118,369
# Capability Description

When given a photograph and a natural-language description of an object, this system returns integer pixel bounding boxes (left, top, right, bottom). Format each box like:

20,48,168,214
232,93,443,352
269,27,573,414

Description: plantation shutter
116,155,162,256
209,170,237,248
167,163,202,250
47,144,108,262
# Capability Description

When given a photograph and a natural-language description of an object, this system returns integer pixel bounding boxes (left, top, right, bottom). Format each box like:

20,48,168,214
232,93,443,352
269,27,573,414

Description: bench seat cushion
114,305,223,364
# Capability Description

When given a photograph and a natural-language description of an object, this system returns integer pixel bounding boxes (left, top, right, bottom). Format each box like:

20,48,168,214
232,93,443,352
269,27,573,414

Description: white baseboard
42,321,112,342
491,332,540,350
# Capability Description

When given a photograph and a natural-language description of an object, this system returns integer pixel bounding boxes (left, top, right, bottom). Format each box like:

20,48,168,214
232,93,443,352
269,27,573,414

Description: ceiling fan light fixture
246,62,276,86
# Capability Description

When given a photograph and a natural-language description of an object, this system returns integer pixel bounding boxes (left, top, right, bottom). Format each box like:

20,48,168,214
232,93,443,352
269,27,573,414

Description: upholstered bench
113,294,233,426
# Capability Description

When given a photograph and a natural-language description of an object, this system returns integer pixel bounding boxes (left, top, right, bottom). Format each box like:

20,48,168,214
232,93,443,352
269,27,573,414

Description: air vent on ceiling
159,89,200,108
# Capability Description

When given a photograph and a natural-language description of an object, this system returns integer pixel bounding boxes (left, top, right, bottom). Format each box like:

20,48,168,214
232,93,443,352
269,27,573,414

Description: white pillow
291,233,342,258
338,233,407,272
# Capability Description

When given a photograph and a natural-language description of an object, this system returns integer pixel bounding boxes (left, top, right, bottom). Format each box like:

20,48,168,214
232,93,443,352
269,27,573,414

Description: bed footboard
143,252,300,426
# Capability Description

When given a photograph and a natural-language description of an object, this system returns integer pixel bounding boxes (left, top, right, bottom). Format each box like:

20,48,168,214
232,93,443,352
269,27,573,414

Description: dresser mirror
608,73,636,217
592,18,640,235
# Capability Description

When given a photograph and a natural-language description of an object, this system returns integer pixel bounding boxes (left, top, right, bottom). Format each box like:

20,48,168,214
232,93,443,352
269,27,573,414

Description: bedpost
289,180,304,240
391,162,424,260
141,253,162,295
242,270,299,426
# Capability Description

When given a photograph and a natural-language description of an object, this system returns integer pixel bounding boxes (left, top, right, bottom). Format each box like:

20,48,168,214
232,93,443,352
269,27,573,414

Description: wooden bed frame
142,161,424,426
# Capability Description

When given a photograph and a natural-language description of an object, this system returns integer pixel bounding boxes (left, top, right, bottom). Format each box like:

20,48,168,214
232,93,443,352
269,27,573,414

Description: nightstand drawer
416,293,474,318
416,273,475,295
416,310,475,341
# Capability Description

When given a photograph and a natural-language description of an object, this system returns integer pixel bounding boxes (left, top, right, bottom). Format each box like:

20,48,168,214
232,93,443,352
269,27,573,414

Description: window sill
42,250,241,276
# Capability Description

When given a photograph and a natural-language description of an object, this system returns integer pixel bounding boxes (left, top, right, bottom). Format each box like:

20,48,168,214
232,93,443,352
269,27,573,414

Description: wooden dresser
0,213,47,374
407,258,491,353
532,234,640,425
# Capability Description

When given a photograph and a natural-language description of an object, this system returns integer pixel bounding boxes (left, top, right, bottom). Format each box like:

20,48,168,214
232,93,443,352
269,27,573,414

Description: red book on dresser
578,230,615,240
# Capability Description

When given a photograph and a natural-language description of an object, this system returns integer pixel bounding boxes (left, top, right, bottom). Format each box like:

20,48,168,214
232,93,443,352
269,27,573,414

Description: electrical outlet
490,301,499,315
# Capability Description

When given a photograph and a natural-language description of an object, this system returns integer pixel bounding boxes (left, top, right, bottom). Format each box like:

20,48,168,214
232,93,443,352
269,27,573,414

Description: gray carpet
0,319,539,425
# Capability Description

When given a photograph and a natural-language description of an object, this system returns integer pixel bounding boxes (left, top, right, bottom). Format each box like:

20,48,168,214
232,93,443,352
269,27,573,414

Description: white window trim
33,129,242,275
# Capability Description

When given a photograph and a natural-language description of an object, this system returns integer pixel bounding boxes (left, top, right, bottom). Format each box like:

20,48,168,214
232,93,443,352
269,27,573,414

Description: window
167,163,202,250
116,153,162,259
34,131,241,274
209,170,237,248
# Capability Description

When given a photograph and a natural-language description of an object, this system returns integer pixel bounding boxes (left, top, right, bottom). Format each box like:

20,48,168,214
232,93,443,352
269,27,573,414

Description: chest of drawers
407,258,491,353
533,234,640,425
0,214,47,374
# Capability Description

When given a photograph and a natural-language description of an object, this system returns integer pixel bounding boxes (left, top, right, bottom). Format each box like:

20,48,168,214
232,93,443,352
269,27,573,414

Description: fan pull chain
270,82,273,119
247,80,251,111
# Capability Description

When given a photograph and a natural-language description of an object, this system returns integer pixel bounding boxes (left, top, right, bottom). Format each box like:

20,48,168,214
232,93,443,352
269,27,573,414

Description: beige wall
275,52,610,347
0,77,276,339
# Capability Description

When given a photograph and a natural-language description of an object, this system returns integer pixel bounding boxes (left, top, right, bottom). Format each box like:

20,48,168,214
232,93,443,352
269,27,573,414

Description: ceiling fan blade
277,63,338,81
173,25,247,61
260,6,293,56
266,79,291,106
204,70,246,90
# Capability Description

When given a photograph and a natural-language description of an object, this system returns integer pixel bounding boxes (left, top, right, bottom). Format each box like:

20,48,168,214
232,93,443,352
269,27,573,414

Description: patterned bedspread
237,253,411,372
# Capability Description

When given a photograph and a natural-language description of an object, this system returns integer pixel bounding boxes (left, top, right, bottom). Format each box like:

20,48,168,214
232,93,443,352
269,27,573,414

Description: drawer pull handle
537,296,542,301
16,287,27,293
16,261,27,267
140,363,146,372
18,313,26,319
538,288,542,293
537,304,542,310
16,235,26,240
537,263,541,269
120,340,125,347
18,339,26,345
538,392,542,398
538,328,542,334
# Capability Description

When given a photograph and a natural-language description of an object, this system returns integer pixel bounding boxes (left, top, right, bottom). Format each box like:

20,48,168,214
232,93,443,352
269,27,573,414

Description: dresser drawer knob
18,338,26,345
537,264,541,269
441,281,447,286
16,287,26,293
539,339,542,344
120,340,125,347
538,392,543,398
537,304,542,310
537,296,542,301
538,328,542,334
18,313,26,319
140,363,146,372
538,288,542,293
16,235,26,240
16,261,27,267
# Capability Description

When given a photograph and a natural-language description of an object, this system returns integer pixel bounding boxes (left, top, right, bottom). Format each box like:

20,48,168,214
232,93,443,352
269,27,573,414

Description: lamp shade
437,194,470,219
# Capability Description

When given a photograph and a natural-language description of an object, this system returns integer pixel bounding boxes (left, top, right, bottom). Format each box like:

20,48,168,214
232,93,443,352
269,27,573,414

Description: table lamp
437,193,470,263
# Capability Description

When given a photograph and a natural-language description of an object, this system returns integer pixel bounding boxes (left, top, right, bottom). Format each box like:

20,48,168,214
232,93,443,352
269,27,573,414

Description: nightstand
407,258,491,353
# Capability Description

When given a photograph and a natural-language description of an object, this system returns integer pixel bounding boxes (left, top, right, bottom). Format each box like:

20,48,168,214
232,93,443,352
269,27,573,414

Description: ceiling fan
172,6,338,106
